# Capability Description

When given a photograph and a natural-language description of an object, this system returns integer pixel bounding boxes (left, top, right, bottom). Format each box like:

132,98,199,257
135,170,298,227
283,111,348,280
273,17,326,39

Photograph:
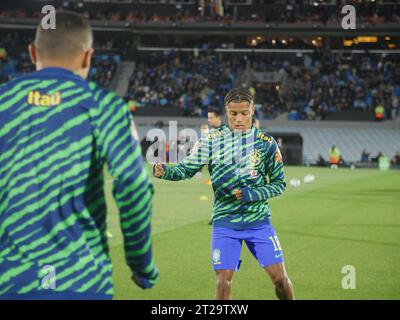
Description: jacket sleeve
158,137,209,181
90,88,158,283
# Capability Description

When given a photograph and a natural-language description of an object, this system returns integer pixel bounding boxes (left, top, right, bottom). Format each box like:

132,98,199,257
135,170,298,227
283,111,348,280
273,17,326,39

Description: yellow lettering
27,91,33,104
257,132,273,143
26,91,62,107
33,91,41,105
51,92,61,105
207,130,224,140
40,94,50,106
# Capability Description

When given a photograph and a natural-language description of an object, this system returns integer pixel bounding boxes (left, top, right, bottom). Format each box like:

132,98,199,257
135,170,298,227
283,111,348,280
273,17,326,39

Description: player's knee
271,273,288,288
216,276,233,291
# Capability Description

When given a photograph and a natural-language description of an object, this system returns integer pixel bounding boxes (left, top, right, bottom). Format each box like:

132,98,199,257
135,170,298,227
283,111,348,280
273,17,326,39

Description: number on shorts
269,236,282,251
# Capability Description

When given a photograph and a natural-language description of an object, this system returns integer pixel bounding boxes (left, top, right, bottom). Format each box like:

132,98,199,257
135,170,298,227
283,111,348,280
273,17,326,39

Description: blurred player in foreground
154,88,294,300
0,11,158,300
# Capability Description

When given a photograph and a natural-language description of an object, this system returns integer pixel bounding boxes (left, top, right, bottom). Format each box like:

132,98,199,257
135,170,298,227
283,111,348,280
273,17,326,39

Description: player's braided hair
224,87,254,106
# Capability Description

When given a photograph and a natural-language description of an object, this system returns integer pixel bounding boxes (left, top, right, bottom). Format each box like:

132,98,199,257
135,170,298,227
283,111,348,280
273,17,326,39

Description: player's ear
82,48,94,69
28,43,37,65
78,48,94,79
250,103,255,116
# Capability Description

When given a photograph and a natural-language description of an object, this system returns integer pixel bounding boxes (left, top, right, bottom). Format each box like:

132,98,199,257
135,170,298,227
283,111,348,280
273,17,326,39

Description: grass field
104,166,400,300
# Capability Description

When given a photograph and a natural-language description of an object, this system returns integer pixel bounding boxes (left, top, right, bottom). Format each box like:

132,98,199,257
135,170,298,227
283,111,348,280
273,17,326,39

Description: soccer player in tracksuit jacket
0,11,158,300
154,88,295,300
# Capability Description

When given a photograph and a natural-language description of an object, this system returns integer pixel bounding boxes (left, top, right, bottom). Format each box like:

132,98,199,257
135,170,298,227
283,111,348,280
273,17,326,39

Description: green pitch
104,166,400,300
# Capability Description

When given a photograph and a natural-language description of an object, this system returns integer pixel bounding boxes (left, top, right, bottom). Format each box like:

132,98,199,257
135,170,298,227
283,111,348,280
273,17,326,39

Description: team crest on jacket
249,149,262,167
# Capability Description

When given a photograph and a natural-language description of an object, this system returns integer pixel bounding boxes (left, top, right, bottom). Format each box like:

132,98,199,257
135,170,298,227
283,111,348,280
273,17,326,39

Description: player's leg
211,227,242,300
245,224,295,300
264,262,295,300
215,269,235,300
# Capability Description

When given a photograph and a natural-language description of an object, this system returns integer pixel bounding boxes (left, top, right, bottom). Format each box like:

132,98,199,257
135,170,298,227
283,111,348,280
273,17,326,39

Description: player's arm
240,140,286,203
91,89,158,289
153,138,208,181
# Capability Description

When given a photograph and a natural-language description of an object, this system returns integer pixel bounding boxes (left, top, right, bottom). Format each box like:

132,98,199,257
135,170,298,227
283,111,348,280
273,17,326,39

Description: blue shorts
211,224,284,271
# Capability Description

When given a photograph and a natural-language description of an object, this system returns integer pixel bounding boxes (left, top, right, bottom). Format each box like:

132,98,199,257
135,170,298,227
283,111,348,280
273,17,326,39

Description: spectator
361,149,370,162
371,151,384,163
328,145,341,167
391,152,400,166
374,101,386,121
316,154,326,167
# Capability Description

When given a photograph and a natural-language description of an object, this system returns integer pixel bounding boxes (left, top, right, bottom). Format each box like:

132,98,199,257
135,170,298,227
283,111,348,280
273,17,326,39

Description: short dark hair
224,87,254,106
208,108,222,117
34,11,92,60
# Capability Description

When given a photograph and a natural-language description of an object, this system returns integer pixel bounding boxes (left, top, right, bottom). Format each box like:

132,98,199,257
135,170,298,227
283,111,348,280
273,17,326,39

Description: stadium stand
122,50,400,121
1,34,399,121
1,0,399,168
0,0,399,24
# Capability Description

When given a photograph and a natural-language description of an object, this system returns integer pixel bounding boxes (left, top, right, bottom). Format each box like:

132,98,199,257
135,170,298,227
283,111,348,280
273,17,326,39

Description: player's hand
131,269,159,290
153,162,165,178
233,189,242,201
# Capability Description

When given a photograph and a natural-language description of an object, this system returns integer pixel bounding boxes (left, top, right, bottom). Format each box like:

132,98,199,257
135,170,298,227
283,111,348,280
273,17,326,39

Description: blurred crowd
125,51,245,117
279,51,400,121
0,32,120,88
1,31,399,122
125,50,400,121
0,0,399,25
